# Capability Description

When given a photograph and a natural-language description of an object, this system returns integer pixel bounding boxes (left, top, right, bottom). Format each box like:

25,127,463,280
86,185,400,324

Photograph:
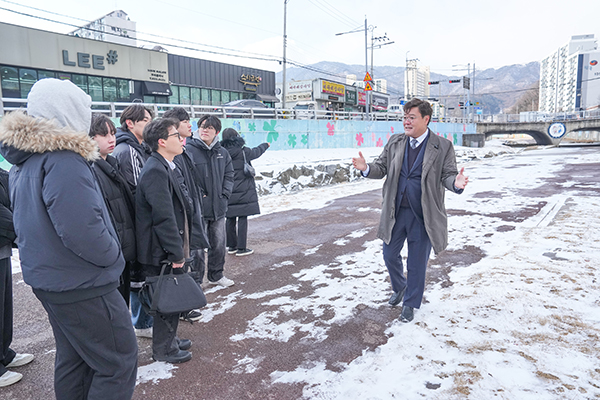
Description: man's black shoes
388,286,406,306
400,305,414,323
178,339,192,351
153,350,192,364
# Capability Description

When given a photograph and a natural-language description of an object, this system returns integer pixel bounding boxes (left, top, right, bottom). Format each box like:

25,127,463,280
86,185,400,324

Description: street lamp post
282,0,288,110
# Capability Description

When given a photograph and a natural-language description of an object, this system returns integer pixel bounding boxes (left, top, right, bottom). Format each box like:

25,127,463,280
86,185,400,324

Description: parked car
218,99,278,118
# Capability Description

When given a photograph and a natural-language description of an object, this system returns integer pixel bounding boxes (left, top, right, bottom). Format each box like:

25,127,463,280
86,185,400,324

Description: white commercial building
539,34,600,112
405,59,429,100
70,10,136,47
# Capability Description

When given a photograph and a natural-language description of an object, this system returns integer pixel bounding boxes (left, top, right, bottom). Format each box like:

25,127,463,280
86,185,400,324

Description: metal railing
3,97,600,123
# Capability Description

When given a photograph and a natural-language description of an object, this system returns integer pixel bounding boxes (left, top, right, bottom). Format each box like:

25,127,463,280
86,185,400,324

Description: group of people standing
0,78,268,398
0,77,467,400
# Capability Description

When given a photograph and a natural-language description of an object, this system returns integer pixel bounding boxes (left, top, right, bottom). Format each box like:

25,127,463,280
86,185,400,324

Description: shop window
230,91,240,101
143,95,156,104
169,85,179,104
104,78,117,102
19,69,37,98
37,70,56,80
155,96,168,105
57,73,71,81
201,88,210,105
211,89,221,105
117,79,129,100
179,86,191,105
88,76,103,101
0,66,19,92
72,74,88,94
221,91,230,103
191,88,201,105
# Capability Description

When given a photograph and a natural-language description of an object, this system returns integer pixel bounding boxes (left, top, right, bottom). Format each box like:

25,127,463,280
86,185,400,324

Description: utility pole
282,0,288,110
365,17,370,120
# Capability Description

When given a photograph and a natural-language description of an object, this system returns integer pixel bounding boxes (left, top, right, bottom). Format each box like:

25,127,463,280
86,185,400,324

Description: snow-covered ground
12,141,600,398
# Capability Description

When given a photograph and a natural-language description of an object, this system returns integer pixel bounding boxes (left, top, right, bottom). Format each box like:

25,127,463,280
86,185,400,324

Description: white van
388,104,402,113
293,101,318,119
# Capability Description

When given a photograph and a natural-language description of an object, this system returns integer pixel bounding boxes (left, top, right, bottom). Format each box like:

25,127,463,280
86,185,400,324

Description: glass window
169,85,179,104
211,89,221,105
201,89,210,105
117,79,129,100
230,91,239,101
155,96,168,105
88,76,103,101
143,95,156,104
191,88,201,105
19,69,37,98
221,90,230,103
72,74,88,94
0,66,19,91
57,73,71,81
103,78,117,102
179,86,190,105
37,70,56,80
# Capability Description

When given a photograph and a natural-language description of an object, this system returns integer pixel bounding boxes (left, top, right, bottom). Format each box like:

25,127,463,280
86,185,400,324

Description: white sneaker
135,327,153,338
0,371,23,387
6,353,34,368
209,276,235,287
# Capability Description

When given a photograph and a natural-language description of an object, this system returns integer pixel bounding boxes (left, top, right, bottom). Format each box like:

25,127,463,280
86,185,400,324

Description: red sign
364,81,373,91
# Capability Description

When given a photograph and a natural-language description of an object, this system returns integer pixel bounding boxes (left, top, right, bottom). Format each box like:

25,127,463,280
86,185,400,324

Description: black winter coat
174,149,210,249
136,153,192,277
0,168,16,249
221,136,269,218
91,155,136,262
112,128,152,194
185,137,234,221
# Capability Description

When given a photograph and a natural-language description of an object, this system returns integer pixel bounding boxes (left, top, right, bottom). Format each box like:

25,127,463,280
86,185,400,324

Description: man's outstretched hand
352,151,367,171
455,167,469,189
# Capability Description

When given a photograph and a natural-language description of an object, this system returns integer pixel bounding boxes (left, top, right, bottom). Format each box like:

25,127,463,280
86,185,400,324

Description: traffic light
458,102,464,106
428,81,440,85
449,79,461,84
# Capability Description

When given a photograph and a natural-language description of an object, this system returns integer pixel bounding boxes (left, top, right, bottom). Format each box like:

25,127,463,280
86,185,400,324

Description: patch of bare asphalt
427,246,487,289
448,201,547,223
516,162,600,197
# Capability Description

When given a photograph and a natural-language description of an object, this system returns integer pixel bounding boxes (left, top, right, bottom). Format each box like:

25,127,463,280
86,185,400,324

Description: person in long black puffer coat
220,128,269,256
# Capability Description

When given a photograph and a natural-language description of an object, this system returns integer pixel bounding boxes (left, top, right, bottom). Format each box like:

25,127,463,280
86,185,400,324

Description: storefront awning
143,81,172,96
256,93,280,103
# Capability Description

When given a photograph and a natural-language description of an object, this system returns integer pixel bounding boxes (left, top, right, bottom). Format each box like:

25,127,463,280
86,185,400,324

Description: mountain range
276,61,540,114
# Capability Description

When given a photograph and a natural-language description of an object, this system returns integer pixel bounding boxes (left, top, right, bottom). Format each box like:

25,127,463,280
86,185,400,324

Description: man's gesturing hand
352,151,367,171
455,167,469,189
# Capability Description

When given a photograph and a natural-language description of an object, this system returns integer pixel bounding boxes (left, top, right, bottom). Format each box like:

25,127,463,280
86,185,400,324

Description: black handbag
141,262,207,316
242,149,256,178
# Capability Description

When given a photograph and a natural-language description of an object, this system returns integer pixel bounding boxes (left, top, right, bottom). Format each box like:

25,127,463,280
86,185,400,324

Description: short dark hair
403,98,433,124
198,115,221,133
89,114,116,138
143,118,179,152
163,107,190,122
120,104,154,132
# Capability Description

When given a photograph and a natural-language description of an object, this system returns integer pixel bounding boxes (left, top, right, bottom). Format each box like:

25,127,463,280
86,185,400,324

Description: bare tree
506,81,540,114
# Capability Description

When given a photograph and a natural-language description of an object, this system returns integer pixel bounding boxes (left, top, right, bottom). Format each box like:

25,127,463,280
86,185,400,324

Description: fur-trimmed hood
0,111,99,165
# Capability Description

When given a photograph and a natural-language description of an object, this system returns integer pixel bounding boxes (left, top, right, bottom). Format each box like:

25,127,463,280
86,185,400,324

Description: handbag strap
242,148,249,165
150,262,180,312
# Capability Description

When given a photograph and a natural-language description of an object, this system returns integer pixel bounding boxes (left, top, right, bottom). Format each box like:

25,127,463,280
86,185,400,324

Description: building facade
0,22,277,109
70,10,136,47
539,34,600,112
405,59,430,100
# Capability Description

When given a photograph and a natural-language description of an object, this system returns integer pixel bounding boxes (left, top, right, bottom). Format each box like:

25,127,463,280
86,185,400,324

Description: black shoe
227,247,238,254
153,350,192,364
388,286,406,306
236,248,254,256
178,338,192,351
180,309,202,323
400,305,414,323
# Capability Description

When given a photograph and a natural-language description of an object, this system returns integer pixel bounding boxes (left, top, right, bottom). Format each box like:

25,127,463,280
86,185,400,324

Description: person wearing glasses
352,98,469,323
163,108,209,323
136,118,194,364
185,115,235,288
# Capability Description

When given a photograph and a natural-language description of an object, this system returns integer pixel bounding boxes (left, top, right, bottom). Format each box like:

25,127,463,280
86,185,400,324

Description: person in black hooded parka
220,128,269,256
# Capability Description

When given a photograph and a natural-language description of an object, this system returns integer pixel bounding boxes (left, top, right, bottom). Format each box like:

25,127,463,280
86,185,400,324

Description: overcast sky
1,0,599,77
